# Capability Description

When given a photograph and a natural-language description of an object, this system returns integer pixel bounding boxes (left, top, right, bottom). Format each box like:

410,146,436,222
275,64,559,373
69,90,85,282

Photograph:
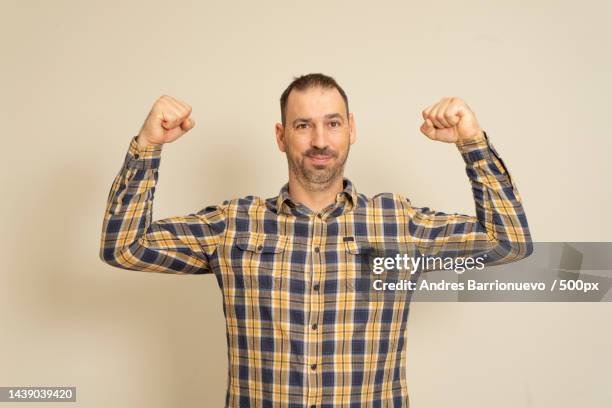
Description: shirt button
313,283,320,291
312,323,318,330
257,245,263,251
311,364,317,370
317,213,322,218
314,247,320,253
134,154,140,159
310,405,316,408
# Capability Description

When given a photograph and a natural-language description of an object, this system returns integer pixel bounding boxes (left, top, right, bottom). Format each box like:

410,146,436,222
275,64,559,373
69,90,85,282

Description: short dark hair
279,73,349,126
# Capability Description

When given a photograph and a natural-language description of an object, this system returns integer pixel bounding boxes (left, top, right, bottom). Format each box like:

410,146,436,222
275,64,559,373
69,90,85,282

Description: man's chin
311,163,329,170
302,168,342,185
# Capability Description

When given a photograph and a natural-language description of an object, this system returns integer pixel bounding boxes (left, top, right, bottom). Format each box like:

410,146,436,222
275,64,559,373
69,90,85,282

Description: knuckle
157,96,171,106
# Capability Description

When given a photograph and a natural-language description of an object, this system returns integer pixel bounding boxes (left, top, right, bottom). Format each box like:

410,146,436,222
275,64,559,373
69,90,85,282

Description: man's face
275,86,356,187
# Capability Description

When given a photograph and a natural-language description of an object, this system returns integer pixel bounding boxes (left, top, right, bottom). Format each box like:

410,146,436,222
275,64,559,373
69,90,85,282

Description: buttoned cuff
124,135,163,170
456,130,499,164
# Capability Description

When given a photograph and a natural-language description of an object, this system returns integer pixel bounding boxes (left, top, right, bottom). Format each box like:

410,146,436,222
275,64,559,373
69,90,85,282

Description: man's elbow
499,237,534,263
512,239,534,261
100,245,116,265
99,245,127,269
483,237,533,266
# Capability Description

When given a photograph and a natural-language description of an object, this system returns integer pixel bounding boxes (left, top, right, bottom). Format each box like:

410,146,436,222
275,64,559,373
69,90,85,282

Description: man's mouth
308,154,332,165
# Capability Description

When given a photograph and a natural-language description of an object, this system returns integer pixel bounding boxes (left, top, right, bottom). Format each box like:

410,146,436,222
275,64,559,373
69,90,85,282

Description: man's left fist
420,97,484,143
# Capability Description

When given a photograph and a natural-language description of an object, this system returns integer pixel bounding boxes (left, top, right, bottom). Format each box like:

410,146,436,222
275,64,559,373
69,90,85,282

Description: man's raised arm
99,96,225,274
402,97,532,265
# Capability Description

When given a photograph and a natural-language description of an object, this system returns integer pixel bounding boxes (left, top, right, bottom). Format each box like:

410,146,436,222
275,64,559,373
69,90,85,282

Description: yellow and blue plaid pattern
100,132,532,407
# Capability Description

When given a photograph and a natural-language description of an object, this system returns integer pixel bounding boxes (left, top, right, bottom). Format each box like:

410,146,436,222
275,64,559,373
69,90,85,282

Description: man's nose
311,124,327,149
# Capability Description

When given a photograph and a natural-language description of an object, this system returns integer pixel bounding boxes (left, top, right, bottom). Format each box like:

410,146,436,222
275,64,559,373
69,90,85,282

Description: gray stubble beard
286,145,350,193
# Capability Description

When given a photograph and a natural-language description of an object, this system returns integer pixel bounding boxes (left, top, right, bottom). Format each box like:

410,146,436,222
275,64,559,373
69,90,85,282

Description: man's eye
296,123,308,129
330,121,340,127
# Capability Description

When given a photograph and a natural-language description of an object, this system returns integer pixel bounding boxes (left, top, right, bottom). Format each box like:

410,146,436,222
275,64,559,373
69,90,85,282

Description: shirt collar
275,177,358,215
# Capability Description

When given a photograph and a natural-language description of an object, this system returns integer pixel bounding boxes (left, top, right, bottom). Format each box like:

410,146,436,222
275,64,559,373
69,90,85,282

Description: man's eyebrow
324,113,344,121
292,113,344,127
292,117,311,126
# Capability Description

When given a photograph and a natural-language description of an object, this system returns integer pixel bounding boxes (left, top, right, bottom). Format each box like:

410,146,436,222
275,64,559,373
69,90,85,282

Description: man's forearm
457,131,532,263
99,136,165,269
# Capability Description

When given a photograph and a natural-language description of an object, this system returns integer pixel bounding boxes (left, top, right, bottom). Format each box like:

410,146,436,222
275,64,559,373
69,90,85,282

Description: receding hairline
279,73,350,126
282,85,350,126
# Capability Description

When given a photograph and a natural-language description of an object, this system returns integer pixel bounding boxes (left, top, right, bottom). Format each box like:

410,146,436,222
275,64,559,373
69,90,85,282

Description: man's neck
287,174,344,214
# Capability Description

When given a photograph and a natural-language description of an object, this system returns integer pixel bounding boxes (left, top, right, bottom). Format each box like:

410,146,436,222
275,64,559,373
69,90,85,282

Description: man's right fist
136,95,195,150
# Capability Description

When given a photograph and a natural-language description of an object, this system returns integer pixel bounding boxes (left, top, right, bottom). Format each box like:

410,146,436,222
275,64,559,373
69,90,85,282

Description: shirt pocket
343,237,378,301
234,232,288,297
343,237,418,302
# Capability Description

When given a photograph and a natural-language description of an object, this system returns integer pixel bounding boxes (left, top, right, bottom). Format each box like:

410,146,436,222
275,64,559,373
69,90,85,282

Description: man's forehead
286,86,346,117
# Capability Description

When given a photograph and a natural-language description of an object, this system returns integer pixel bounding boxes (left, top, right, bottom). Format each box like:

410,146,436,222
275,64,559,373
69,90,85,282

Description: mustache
305,148,337,157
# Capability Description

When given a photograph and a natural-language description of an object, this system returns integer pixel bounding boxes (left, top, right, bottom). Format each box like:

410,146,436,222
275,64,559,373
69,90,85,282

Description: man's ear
275,122,286,152
349,112,356,145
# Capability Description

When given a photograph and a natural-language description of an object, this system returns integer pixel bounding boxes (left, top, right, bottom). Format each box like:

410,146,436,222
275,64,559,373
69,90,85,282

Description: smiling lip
308,155,332,164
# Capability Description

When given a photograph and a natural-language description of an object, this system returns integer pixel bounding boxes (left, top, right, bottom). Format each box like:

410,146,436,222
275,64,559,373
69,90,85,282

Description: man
100,73,532,407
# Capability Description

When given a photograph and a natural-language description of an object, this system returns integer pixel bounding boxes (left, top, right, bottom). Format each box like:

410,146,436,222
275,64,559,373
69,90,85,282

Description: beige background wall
1,0,611,406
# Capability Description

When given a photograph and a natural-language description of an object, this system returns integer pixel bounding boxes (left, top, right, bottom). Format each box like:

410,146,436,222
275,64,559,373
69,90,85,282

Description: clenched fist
420,97,484,143
136,95,195,150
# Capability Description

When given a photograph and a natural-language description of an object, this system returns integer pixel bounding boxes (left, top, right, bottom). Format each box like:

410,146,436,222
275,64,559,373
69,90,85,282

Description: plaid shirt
100,132,532,407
